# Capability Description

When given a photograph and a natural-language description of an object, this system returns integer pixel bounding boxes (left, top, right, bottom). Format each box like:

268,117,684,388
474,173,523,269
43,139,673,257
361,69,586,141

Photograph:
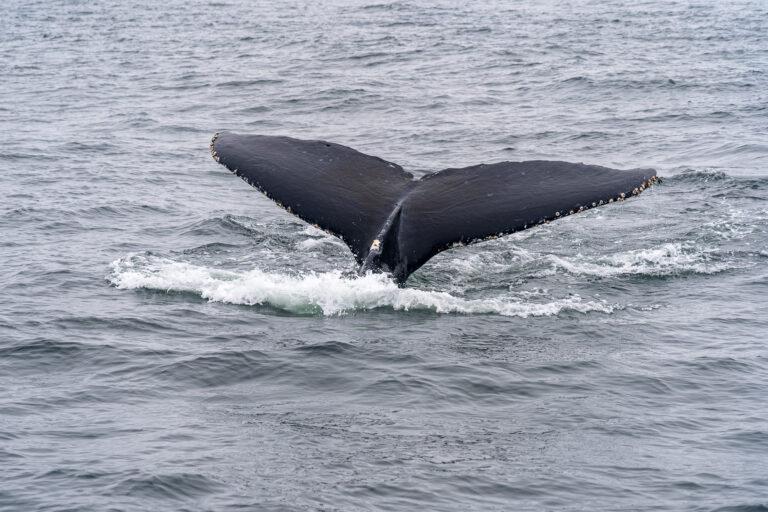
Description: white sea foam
295,226,346,251
296,236,345,251
432,241,728,282
546,242,727,277
108,254,615,317
296,238,328,251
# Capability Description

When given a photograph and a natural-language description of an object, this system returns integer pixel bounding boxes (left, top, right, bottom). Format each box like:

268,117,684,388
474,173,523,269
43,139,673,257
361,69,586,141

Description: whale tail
211,132,658,283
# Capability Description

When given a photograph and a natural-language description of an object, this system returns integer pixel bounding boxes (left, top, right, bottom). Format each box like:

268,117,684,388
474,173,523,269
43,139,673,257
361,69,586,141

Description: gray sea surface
2,1,768,510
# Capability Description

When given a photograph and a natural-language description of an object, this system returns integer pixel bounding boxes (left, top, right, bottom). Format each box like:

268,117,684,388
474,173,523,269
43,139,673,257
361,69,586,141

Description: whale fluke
211,132,658,283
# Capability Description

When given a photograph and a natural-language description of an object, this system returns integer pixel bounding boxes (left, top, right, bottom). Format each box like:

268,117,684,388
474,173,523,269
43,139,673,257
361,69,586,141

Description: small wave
438,240,731,282
669,169,768,194
546,242,728,277
712,506,768,512
669,168,730,182
109,471,222,501
216,78,285,88
108,254,615,317
296,237,339,251
295,228,346,251
360,2,410,11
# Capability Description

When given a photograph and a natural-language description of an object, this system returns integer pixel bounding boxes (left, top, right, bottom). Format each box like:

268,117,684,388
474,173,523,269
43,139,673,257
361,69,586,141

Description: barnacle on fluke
210,132,659,284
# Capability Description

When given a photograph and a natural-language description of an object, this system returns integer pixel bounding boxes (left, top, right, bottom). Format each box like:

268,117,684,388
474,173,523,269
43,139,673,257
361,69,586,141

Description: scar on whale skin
210,131,659,284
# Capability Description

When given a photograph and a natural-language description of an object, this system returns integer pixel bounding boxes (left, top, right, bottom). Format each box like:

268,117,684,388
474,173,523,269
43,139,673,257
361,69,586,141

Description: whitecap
108,254,616,317
545,242,728,277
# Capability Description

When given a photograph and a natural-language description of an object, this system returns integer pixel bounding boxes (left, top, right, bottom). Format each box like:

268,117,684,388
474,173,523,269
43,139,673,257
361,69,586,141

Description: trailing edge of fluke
210,132,659,284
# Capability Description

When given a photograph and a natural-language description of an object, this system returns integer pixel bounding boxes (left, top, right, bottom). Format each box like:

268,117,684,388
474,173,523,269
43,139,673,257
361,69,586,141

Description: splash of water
108,254,615,317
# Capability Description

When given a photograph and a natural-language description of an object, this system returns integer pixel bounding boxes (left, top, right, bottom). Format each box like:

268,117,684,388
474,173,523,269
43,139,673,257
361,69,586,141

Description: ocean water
2,0,768,510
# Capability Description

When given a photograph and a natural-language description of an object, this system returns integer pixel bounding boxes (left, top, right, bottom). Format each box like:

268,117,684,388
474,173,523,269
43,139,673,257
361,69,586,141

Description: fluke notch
211,132,658,284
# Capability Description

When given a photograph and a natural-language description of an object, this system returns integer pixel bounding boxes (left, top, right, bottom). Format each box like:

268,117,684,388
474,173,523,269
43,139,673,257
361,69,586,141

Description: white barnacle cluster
464,171,654,250
268,189,307,227
506,175,661,241
210,132,239,175
551,175,659,221
209,132,222,165
209,132,309,227
309,222,335,237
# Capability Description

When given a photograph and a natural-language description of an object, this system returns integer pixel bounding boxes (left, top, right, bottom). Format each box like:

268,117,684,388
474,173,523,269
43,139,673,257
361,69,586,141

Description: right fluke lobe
211,132,658,284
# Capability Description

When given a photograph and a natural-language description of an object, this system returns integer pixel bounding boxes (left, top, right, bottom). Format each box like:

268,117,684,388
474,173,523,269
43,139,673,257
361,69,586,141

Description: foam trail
546,242,728,277
108,254,615,317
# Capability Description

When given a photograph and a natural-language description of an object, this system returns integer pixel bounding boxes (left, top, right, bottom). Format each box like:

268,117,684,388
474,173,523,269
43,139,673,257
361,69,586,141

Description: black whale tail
211,132,658,283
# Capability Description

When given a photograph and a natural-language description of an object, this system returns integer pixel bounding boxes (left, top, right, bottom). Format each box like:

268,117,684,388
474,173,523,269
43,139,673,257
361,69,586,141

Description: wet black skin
211,132,658,284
